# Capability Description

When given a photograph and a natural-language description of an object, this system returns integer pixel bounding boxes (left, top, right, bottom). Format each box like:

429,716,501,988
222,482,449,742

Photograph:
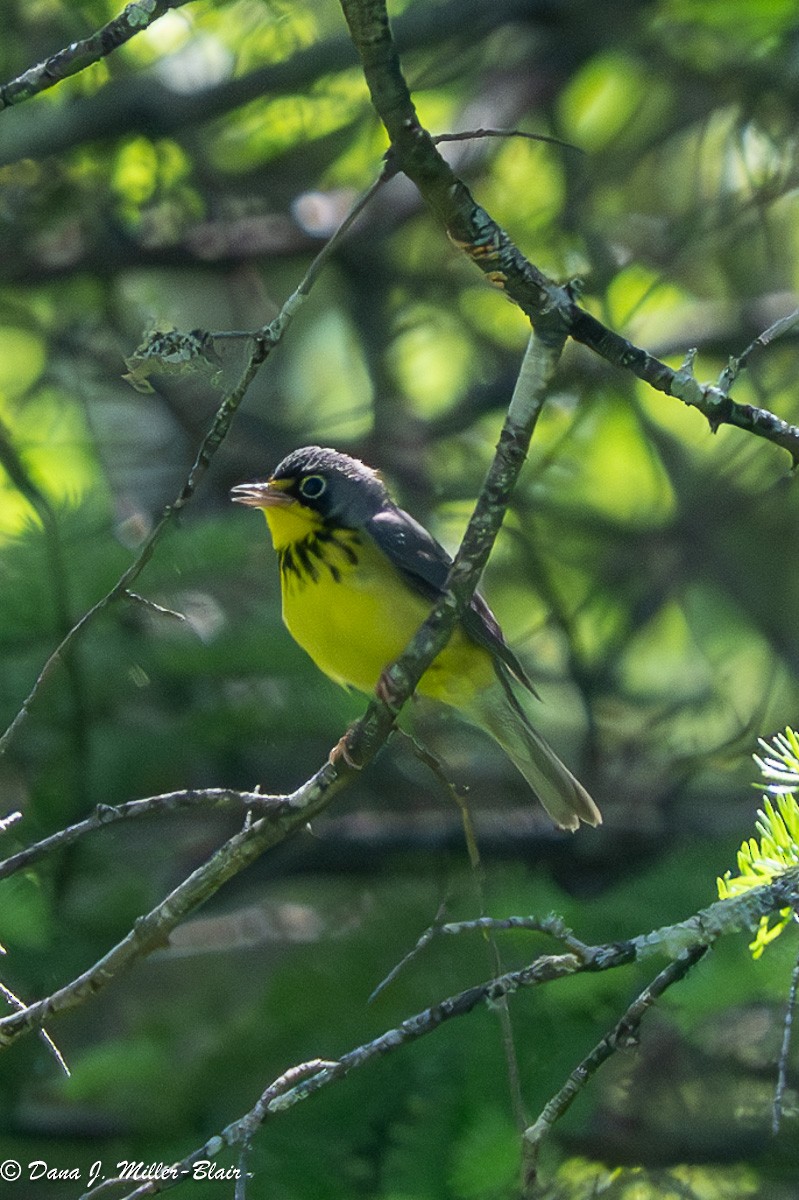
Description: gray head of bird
230,446,391,528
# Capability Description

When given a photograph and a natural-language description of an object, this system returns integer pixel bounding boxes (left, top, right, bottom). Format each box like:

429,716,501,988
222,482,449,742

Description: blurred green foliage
1,0,799,1197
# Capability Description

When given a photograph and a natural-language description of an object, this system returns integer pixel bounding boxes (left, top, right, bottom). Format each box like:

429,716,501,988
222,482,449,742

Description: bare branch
521,944,709,1193
72,868,799,1200
339,0,799,463
0,788,274,882
431,128,582,154
0,811,22,835
123,590,187,623
0,763,347,1050
371,913,593,1003
0,1,190,112
340,330,565,771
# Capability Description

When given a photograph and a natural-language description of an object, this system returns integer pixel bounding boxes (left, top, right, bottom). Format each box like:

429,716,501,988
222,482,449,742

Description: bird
231,446,601,831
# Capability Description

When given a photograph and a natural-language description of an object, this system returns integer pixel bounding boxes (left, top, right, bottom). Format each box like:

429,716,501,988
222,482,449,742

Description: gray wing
366,505,537,696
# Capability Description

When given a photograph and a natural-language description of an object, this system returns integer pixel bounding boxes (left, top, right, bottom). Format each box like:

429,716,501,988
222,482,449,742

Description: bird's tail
466,684,601,832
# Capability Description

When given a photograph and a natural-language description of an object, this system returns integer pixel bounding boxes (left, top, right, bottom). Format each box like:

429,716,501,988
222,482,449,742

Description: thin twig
395,915,591,960
402,730,527,1125
123,590,187,622
773,928,799,1134
0,343,262,758
0,788,276,882
521,944,709,1193
719,307,799,392
369,905,595,1004
0,979,70,1077
432,128,582,154
0,420,90,784
0,170,390,760
381,731,527,1124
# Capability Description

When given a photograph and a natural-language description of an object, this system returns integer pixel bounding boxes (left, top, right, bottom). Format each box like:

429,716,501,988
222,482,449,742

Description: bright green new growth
717,728,799,958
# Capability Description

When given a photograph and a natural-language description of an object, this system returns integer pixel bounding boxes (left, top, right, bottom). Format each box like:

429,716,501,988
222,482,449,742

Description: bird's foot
328,728,363,770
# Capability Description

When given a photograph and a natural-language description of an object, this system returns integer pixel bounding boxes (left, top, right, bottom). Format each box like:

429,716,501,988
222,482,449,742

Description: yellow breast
262,506,495,709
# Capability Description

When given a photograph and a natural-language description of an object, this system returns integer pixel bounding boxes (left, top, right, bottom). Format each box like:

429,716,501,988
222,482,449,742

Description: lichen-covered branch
0,762,348,1050
339,0,799,463
76,868,799,1200
0,1,189,111
0,788,274,881
521,944,709,1194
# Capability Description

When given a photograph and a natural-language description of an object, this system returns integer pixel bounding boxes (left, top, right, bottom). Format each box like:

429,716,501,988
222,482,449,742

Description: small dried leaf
123,328,223,393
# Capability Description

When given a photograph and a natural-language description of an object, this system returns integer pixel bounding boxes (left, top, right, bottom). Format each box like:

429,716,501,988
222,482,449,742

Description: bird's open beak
230,480,296,509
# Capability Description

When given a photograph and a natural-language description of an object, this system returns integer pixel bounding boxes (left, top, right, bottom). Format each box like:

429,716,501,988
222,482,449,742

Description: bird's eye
299,474,327,499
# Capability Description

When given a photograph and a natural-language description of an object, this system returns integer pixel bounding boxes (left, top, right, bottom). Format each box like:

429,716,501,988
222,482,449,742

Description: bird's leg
376,664,405,712
330,663,409,768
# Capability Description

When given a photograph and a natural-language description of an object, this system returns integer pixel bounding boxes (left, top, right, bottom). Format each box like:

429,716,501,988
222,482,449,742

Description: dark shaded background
1,1,799,1196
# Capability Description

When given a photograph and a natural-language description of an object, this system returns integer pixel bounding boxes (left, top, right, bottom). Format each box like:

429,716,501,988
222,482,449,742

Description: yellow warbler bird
231,446,600,831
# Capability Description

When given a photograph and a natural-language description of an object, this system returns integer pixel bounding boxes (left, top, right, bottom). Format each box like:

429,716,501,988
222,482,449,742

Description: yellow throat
260,502,495,705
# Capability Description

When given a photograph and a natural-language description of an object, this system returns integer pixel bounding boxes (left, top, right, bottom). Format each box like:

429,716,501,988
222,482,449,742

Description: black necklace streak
279,527,361,588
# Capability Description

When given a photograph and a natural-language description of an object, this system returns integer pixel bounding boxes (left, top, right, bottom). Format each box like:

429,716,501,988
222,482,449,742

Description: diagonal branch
0,762,344,1049
0,330,562,1052
339,0,799,464
0,1,190,111
340,329,565,768
0,172,387,759
521,943,709,1194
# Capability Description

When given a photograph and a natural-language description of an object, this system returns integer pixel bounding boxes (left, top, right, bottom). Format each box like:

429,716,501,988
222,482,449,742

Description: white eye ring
299,474,327,499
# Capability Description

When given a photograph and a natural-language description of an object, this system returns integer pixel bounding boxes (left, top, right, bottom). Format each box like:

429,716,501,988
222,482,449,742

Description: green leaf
716,728,799,956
